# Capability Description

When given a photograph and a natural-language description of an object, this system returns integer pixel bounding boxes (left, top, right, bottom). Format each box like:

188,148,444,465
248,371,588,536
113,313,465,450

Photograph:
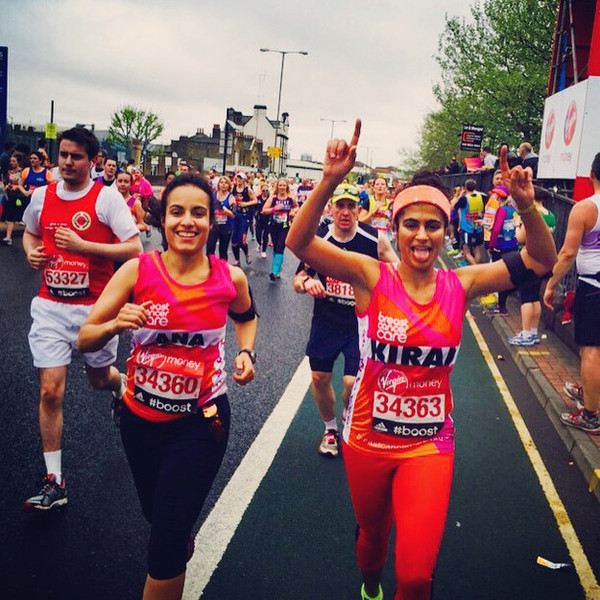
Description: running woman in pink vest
287,120,556,600
78,174,257,600
21,127,142,512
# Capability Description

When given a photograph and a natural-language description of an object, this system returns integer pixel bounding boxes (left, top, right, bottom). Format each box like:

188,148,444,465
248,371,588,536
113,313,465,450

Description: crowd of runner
0,126,598,600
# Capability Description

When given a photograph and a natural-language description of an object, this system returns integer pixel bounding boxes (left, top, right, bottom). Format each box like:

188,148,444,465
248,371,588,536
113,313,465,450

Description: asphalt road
1,240,598,599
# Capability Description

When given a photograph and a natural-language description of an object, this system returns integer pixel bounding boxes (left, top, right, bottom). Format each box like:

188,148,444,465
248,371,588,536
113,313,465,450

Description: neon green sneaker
361,583,383,600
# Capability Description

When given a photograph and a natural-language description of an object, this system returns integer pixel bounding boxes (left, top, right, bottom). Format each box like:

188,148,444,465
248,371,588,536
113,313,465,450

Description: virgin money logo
544,109,555,149
563,101,577,146
378,368,408,395
136,348,167,369
48,255,63,270
72,211,91,231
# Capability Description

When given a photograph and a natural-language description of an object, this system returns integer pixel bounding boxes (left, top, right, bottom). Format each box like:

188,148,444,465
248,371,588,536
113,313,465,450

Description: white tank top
576,194,600,280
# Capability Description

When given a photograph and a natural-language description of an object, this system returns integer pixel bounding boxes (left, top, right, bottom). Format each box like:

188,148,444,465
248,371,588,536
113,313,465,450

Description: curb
487,312,600,504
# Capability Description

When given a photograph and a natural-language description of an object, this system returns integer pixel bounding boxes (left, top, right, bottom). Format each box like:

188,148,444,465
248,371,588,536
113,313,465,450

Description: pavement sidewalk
447,251,600,504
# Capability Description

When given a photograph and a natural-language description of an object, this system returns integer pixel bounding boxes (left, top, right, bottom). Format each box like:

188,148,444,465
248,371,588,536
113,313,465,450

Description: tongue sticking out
412,247,430,262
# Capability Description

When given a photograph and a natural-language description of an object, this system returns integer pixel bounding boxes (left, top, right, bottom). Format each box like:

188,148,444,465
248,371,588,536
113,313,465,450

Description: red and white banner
538,76,600,181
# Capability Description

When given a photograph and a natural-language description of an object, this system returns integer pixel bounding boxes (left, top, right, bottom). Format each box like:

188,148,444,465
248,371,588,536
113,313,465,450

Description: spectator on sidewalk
518,143,539,179
481,146,497,170
509,186,556,345
543,152,600,434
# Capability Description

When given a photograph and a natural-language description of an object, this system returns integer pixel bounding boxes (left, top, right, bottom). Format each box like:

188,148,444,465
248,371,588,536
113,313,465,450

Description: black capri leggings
256,214,271,252
120,395,230,580
270,222,289,254
207,225,233,260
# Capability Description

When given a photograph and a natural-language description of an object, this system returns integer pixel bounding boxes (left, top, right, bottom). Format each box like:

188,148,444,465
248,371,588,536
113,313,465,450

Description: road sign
44,122,57,140
460,124,484,152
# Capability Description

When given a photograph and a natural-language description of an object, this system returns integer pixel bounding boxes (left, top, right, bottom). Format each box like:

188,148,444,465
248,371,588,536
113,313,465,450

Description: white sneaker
318,429,339,458
261,252,267,259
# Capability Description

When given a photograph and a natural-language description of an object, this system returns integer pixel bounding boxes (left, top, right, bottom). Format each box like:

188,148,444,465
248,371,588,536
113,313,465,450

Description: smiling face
163,184,211,255
29,154,41,169
396,204,446,271
276,178,288,196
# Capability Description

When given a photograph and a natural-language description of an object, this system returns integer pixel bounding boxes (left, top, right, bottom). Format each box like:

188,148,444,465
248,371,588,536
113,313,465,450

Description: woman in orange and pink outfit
287,121,556,600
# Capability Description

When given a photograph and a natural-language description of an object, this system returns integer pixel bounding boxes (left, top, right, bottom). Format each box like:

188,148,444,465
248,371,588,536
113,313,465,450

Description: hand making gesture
499,145,534,210
322,119,362,182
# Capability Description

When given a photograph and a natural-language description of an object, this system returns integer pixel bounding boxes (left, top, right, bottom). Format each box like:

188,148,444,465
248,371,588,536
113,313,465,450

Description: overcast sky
2,0,474,167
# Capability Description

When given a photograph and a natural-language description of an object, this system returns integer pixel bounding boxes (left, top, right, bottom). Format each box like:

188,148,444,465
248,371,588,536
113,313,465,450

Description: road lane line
182,357,312,599
466,311,600,599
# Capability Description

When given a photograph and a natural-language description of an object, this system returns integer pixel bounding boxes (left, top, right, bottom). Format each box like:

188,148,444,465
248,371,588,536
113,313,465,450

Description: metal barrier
441,173,579,354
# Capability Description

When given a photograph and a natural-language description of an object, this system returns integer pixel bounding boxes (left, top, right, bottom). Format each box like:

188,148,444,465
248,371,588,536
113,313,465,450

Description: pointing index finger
350,119,361,148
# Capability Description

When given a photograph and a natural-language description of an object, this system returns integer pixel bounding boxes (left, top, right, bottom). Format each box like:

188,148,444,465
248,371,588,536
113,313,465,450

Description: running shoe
508,332,535,346
245,253,253,265
111,373,127,428
1,238,12,246
563,382,584,409
261,252,267,259
361,583,383,600
318,429,340,458
447,249,459,257
23,474,67,511
486,307,508,315
480,293,498,306
529,333,540,345
560,409,600,434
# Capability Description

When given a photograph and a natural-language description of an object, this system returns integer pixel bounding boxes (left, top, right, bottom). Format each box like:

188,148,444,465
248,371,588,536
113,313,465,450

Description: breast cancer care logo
72,211,91,231
544,109,555,150
563,101,577,147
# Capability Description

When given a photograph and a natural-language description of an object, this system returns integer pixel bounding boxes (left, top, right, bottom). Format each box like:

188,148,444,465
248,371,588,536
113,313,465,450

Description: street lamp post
260,48,308,175
320,118,347,139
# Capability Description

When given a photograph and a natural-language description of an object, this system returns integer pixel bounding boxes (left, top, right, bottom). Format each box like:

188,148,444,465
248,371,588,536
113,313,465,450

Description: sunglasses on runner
333,186,360,198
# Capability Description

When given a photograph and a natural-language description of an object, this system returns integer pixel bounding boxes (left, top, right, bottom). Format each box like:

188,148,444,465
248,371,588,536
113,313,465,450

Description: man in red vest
21,127,142,511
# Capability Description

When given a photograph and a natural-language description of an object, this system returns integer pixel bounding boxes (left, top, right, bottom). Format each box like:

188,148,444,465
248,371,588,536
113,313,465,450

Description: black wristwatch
237,349,257,364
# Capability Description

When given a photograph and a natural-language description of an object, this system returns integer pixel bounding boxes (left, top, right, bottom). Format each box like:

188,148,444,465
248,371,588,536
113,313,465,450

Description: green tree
107,105,164,162
402,0,556,174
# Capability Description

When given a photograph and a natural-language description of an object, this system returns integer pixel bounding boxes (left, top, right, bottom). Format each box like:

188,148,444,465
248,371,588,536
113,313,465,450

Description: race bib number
133,364,204,415
273,212,288,224
215,210,228,225
371,392,445,437
325,277,354,301
370,217,389,232
44,255,90,298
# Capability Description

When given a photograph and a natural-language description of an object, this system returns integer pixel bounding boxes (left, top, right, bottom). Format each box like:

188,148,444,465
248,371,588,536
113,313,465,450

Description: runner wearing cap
294,183,397,457
287,120,556,600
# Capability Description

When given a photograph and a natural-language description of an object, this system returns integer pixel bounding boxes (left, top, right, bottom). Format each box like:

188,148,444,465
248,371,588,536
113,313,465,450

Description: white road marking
466,312,600,599
183,357,312,599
